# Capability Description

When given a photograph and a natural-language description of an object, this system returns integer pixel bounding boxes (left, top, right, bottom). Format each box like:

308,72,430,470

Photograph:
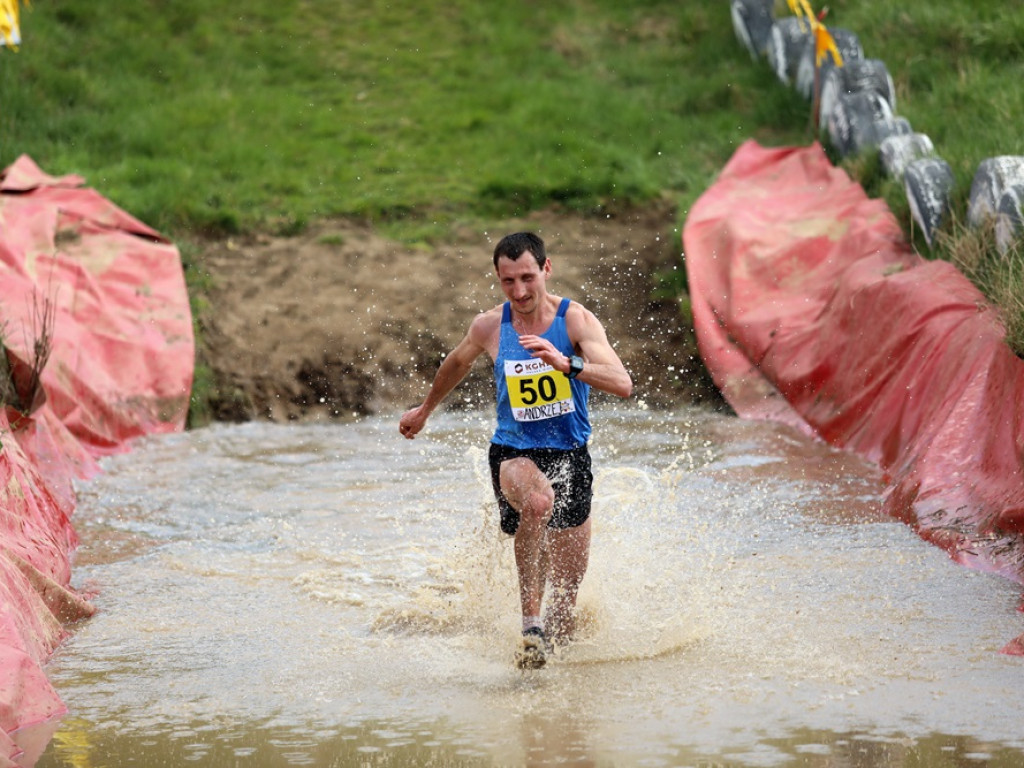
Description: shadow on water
35,721,1024,767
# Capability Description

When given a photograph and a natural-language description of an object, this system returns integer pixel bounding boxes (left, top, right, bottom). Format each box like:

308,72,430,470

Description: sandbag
683,140,1024,652
0,155,194,762
0,155,193,453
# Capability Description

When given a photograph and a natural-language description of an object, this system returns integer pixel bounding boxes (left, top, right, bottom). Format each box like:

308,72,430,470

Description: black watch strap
568,355,584,379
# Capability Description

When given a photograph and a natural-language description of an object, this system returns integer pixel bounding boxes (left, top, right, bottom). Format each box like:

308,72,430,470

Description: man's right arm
398,315,491,439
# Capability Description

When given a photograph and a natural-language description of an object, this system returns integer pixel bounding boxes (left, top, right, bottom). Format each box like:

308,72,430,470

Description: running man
399,232,632,668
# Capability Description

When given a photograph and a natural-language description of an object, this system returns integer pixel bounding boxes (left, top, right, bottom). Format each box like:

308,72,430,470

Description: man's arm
517,303,632,398
399,315,491,439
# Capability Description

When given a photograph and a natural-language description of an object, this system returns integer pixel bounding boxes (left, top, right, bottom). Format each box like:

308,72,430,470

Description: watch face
570,356,584,377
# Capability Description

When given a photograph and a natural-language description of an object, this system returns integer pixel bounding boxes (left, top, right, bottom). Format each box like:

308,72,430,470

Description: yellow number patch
504,360,575,422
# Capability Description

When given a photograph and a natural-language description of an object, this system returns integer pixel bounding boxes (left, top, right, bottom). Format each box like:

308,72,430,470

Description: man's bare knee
500,458,553,525
520,487,554,526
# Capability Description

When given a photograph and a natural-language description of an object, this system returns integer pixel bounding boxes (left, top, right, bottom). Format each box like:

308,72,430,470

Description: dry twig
0,291,57,415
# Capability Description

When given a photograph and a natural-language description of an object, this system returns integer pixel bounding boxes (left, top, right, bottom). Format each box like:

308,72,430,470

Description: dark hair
492,232,546,269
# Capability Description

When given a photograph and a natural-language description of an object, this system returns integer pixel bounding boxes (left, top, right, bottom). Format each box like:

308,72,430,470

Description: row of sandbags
730,0,1024,253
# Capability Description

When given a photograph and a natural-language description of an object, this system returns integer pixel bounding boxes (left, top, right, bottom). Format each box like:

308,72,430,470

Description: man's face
495,252,550,316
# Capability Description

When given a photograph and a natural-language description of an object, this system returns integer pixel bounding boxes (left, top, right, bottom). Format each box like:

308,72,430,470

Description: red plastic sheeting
0,155,194,765
683,141,1024,653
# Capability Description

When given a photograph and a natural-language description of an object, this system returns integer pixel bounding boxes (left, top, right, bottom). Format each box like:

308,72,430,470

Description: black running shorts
488,442,593,535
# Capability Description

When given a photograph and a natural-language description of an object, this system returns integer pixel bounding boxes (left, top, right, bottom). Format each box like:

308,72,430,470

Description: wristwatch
567,355,584,379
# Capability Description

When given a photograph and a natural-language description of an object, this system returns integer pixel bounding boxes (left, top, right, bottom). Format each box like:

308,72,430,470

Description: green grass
2,0,1023,413
0,0,809,239
4,1,1021,237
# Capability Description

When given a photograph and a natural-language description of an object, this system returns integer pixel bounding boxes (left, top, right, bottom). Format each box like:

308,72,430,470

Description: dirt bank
196,205,722,423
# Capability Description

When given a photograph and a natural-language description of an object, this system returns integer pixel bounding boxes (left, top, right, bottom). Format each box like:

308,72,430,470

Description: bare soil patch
197,205,721,423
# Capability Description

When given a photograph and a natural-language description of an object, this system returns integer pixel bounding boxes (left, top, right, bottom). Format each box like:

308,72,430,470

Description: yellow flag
787,0,816,30
0,0,22,48
814,19,843,67
788,0,843,68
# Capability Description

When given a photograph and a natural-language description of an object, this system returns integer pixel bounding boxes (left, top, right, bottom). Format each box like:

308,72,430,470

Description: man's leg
545,519,591,642
499,457,554,625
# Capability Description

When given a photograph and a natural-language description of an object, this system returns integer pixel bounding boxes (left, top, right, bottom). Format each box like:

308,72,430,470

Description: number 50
518,375,557,405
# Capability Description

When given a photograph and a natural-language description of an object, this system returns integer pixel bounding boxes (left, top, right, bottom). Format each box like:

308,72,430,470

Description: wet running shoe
515,627,551,670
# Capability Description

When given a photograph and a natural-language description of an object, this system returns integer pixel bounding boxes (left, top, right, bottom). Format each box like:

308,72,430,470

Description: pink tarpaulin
0,155,194,765
683,140,1024,653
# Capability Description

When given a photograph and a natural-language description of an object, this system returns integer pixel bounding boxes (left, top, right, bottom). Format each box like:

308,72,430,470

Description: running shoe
514,627,551,670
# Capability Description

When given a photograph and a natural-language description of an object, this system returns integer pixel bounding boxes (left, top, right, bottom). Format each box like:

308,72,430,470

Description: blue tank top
492,297,591,450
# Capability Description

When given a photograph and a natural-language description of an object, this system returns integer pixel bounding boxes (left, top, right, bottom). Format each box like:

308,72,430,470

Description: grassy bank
1,0,1022,410
0,0,809,238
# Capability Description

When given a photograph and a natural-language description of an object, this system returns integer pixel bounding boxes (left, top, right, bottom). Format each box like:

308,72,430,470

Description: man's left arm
518,304,632,398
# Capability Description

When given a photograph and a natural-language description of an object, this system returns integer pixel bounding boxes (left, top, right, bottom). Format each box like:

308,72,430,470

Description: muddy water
36,406,1024,767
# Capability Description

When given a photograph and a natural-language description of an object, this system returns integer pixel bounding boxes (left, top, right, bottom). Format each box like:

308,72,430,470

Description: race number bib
504,359,575,422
